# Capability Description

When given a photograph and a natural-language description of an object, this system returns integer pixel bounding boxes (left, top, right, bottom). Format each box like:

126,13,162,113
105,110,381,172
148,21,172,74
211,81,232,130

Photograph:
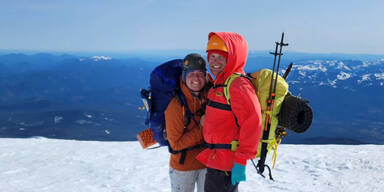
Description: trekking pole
283,62,293,79
256,32,288,181
272,33,289,92
255,35,279,178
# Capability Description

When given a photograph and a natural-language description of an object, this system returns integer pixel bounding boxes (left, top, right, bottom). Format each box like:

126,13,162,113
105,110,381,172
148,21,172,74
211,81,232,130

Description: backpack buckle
231,140,239,151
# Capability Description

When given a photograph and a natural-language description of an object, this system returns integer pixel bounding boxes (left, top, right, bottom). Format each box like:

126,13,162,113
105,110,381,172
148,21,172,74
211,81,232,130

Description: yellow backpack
223,68,313,181
223,69,288,160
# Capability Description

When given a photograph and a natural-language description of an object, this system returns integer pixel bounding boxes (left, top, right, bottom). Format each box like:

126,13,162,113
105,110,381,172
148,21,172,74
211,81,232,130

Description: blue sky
1,0,383,54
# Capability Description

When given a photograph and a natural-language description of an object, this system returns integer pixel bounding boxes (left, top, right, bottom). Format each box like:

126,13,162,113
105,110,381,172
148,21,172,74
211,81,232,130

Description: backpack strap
205,74,242,113
205,73,256,152
223,73,255,105
223,73,241,104
206,74,246,128
174,89,199,131
171,88,205,164
205,140,239,151
212,83,227,89
168,144,205,164
224,73,257,127
140,88,152,125
206,97,239,127
207,99,232,111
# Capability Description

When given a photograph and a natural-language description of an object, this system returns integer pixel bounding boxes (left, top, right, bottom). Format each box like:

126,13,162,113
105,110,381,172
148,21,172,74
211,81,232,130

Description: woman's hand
200,115,205,127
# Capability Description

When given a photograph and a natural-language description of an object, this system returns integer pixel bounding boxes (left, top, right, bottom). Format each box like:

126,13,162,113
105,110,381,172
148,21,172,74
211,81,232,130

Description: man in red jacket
196,32,262,192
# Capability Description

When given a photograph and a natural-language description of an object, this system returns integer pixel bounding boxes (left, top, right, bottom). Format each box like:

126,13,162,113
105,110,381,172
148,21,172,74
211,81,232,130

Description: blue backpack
140,59,205,164
141,59,184,146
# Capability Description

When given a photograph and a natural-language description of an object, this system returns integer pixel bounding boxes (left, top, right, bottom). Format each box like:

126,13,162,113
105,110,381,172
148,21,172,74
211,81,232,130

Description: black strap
207,99,232,111
168,144,204,164
193,103,206,117
213,84,227,89
232,114,240,128
175,90,194,132
206,99,240,127
205,143,232,150
171,90,206,164
175,89,205,130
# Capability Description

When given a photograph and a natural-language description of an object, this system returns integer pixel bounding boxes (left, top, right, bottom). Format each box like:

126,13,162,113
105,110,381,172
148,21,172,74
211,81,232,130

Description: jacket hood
208,32,248,81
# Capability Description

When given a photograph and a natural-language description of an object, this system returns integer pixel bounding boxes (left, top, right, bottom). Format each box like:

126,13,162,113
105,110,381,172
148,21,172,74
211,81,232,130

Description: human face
185,70,206,92
208,53,227,76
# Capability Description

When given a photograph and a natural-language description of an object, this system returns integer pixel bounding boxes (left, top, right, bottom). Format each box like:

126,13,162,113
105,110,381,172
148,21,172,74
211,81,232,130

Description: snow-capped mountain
79,56,112,62
279,59,384,144
287,59,384,90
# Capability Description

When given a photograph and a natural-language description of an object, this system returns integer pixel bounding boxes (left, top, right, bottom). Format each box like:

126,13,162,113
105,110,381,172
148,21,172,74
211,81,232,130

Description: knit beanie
182,53,207,82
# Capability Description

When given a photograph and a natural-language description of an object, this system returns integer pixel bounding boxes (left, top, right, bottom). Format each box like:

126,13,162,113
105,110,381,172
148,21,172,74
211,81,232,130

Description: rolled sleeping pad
278,93,313,133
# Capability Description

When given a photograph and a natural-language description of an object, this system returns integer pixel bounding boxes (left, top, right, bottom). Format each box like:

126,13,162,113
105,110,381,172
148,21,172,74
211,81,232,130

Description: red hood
208,32,248,82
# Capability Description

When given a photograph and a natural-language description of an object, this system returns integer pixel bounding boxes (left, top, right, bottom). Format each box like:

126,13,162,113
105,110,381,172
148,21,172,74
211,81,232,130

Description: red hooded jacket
196,32,262,171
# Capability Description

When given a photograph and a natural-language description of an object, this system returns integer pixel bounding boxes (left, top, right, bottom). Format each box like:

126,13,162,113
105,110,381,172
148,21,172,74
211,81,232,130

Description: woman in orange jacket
165,53,209,192
196,32,262,192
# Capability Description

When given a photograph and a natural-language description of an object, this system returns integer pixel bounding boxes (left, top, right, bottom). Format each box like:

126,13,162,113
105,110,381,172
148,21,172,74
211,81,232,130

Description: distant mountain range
0,52,383,144
0,53,155,141
282,58,384,144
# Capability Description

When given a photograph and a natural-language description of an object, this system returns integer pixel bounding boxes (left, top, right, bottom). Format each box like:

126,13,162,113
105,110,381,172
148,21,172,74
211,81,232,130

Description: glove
231,163,246,185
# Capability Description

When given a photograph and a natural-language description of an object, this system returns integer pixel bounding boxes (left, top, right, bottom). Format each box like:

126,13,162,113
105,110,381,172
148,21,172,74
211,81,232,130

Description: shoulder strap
223,73,241,105
222,73,246,128
223,73,254,105
174,89,193,132
170,89,204,164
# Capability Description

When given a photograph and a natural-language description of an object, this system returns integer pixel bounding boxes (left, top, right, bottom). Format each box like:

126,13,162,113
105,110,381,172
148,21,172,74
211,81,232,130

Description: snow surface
0,138,383,192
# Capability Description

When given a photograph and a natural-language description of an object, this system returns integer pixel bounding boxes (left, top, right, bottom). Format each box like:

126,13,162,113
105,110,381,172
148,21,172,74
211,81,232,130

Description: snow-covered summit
79,56,112,62
90,56,112,61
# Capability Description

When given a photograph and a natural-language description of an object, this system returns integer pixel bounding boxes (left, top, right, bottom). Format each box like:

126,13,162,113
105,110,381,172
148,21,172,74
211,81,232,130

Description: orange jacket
165,78,207,171
196,32,262,171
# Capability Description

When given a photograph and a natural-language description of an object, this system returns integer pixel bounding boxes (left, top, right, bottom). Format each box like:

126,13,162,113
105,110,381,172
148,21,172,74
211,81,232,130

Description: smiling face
185,70,206,92
208,53,227,76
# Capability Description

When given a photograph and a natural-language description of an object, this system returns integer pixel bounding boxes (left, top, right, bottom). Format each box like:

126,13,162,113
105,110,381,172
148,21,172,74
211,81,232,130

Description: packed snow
0,138,383,192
